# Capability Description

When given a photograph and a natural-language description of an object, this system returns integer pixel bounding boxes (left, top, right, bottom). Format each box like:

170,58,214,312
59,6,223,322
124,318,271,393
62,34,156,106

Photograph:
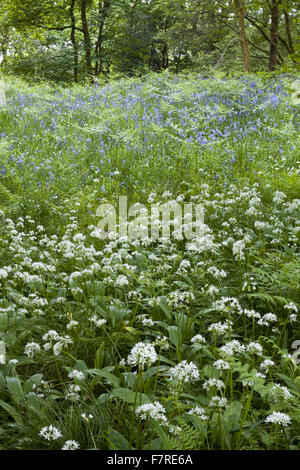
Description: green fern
0,183,22,219
169,421,201,450
153,420,201,450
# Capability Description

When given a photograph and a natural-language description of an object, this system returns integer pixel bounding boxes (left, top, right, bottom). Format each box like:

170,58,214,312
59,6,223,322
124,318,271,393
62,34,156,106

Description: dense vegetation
0,73,299,450
0,0,299,82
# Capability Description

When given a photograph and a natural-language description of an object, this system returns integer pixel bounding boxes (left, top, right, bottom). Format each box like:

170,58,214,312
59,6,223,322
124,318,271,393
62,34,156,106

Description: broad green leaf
110,388,150,404
141,365,169,383
0,399,23,424
6,376,24,406
107,429,129,450
94,342,105,370
24,373,43,395
88,368,121,388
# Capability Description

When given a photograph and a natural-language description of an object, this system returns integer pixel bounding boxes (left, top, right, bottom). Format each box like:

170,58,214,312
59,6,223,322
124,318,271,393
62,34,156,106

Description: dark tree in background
232,0,251,73
269,0,281,71
70,0,79,83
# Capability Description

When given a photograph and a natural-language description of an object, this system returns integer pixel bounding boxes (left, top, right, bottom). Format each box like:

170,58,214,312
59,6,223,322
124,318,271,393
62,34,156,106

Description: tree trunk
94,22,104,76
269,0,280,71
80,0,93,77
70,0,78,83
0,26,9,68
95,0,110,76
162,19,169,70
149,41,155,70
245,14,284,64
233,0,251,74
162,42,169,69
283,8,294,54
129,0,138,29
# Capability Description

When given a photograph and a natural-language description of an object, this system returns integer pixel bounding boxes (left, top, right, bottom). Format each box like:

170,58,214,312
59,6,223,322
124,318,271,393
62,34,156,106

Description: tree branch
32,23,83,33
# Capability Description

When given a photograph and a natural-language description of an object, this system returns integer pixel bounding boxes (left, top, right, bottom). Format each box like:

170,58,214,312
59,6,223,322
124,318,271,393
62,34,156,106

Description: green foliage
0,0,299,82
0,73,299,450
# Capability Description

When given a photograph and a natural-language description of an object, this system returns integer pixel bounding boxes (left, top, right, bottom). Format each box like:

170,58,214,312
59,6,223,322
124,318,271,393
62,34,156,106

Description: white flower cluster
208,321,232,335
42,330,73,356
62,440,80,450
203,378,225,391
39,425,62,441
65,384,81,402
115,275,129,287
168,360,199,386
265,412,291,426
260,359,275,371
213,297,243,315
232,240,246,261
136,402,168,425
166,290,195,309
284,302,298,313
141,317,154,327
90,315,107,327
207,266,227,279
187,406,208,420
257,313,277,327
272,191,287,205
191,334,206,344
269,384,293,403
209,396,228,409
220,340,245,356
154,336,169,350
68,370,85,380
213,360,230,370
127,342,157,369
246,342,263,355
24,342,41,358
66,320,79,330
0,268,8,280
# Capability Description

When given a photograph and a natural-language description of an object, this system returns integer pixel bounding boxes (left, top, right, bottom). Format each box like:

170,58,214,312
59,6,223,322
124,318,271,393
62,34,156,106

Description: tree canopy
0,0,299,82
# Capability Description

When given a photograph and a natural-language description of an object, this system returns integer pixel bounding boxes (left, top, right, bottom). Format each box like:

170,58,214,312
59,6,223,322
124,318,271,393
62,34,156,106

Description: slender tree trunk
233,0,251,74
129,0,138,28
161,19,169,70
245,14,284,64
70,0,78,83
162,42,169,69
149,41,155,70
80,0,93,77
0,48,7,67
283,8,294,54
269,0,280,71
95,0,110,76
175,53,181,74
94,22,104,76
0,27,9,68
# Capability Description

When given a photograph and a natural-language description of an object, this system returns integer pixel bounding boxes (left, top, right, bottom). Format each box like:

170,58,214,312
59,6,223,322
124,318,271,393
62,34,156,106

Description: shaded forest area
0,0,299,83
